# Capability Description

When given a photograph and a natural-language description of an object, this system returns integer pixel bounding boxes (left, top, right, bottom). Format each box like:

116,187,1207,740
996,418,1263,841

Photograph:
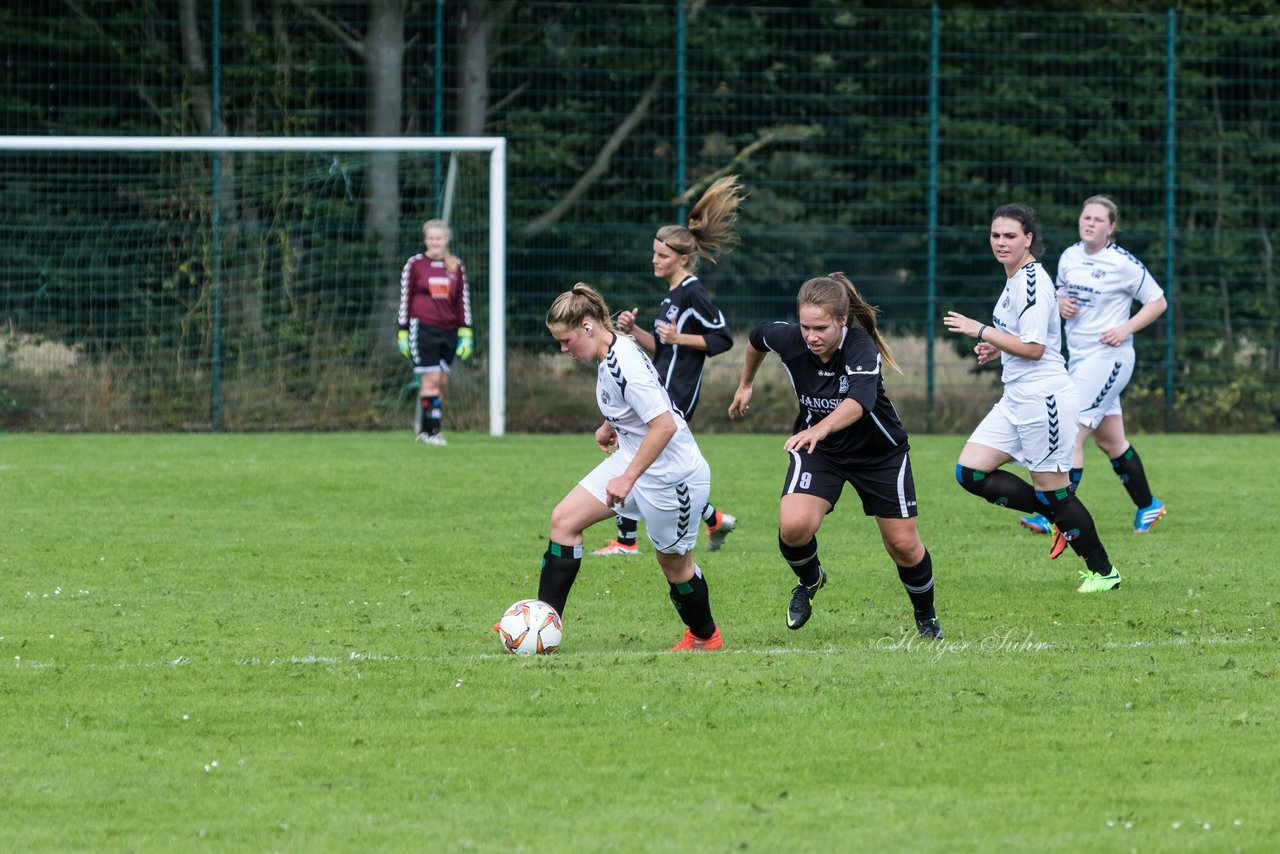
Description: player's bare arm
783,398,865,454
604,412,676,507
944,310,1045,361
595,420,618,453
728,344,767,418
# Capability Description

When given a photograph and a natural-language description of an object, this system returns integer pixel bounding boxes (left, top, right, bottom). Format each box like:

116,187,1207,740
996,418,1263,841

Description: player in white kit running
1019,196,1168,538
944,203,1121,593
532,283,722,651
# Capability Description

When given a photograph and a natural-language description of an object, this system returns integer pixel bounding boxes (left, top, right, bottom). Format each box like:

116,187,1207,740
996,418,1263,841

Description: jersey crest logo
838,375,849,395
665,306,679,322
600,390,611,406
1092,268,1105,279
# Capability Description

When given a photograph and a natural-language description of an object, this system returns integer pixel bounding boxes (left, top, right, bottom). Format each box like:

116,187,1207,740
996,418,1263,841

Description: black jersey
651,275,733,420
749,321,909,464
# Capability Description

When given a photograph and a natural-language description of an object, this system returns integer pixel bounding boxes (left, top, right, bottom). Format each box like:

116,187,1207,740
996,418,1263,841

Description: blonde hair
546,282,617,335
423,218,460,274
1081,194,1120,233
655,175,746,271
797,272,900,373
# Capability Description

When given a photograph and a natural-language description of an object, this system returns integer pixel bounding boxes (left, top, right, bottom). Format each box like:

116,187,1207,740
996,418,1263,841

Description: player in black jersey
594,175,746,557
729,273,942,639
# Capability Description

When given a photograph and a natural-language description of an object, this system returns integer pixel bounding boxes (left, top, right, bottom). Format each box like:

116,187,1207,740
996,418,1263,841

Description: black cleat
915,614,944,640
786,567,827,630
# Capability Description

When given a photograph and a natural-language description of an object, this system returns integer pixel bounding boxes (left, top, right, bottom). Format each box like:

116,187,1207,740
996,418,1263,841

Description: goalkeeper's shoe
1076,567,1122,593
671,624,722,652
1133,498,1167,533
1019,513,1052,535
416,432,447,446
706,510,737,552
592,540,639,556
787,567,827,630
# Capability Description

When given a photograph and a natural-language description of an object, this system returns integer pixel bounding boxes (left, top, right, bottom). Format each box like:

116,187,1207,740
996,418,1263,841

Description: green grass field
3,432,1276,852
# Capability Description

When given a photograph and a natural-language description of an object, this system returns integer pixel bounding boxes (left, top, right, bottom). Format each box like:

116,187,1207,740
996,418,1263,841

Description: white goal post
0,135,508,436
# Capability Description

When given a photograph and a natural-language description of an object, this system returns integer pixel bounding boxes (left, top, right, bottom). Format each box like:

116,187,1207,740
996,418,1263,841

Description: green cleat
1076,567,1121,593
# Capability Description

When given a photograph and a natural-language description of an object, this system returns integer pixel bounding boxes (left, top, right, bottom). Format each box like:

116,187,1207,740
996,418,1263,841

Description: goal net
0,136,507,435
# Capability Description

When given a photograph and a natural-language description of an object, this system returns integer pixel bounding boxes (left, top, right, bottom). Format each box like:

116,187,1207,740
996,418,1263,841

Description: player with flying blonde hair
594,175,745,556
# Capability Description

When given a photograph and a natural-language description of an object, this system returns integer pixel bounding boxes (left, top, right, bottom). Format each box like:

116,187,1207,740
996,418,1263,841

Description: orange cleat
671,624,723,652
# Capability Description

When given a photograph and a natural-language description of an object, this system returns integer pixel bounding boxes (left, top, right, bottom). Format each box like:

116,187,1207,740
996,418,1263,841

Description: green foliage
1,3,1278,430
1,432,1277,850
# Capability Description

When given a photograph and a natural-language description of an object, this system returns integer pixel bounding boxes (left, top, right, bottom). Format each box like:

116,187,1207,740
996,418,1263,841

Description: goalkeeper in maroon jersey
397,219,473,446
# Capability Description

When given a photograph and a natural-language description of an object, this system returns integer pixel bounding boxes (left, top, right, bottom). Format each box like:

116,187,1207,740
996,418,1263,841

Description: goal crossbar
0,135,508,436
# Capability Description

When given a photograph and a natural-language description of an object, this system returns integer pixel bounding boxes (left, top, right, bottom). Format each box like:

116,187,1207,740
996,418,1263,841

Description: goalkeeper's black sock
1039,488,1112,574
897,549,936,619
955,465,1041,514
668,565,715,639
779,533,822,588
421,396,442,435
537,540,582,617
616,515,638,548
1110,445,1154,508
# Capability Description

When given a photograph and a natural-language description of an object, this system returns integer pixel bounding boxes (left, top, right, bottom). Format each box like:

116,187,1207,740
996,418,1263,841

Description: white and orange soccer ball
495,599,562,655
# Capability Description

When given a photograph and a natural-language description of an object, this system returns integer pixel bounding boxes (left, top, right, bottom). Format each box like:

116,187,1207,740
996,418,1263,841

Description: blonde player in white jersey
944,203,1121,593
532,282,721,650
1019,195,1168,539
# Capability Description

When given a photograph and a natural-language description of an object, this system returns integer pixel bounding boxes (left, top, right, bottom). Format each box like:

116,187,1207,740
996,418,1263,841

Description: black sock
615,515,638,547
779,534,822,588
701,503,718,525
421,396,442,435
1111,445,1154,508
897,550,936,619
537,540,582,617
1039,488,1112,575
955,466,1041,514
669,566,715,638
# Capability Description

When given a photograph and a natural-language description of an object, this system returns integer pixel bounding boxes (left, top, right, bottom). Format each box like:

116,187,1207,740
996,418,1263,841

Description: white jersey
596,333,705,485
1056,242,1164,361
990,260,1067,385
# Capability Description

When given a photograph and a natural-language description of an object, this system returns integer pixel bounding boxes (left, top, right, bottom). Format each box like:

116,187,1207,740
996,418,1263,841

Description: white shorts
968,376,1080,473
1069,350,1135,429
578,451,711,555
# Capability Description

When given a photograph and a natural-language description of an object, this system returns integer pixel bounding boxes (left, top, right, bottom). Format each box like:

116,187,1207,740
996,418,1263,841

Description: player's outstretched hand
728,385,753,419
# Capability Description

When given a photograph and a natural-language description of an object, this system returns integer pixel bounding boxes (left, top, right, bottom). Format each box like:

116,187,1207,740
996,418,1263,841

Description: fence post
1163,7,1177,432
925,4,941,432
210,0,224,430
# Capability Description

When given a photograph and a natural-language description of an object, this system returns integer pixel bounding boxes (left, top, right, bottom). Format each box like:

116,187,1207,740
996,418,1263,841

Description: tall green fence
2,2,1277,433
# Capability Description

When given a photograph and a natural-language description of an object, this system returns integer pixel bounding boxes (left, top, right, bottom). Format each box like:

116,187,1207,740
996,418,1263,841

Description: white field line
8,633,1267,672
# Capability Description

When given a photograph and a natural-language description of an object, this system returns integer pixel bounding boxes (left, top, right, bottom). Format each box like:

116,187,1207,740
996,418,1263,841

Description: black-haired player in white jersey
945,203,1122,593
1019,195,1168,538
729,273,943,639
596,176,746,557
528,283,721,651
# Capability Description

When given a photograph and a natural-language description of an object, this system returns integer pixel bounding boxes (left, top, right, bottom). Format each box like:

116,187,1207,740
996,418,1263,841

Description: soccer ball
496,599,562,655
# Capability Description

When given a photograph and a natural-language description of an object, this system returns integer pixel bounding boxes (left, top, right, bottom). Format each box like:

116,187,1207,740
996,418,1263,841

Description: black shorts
409,321,457,374
780,446,918,518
